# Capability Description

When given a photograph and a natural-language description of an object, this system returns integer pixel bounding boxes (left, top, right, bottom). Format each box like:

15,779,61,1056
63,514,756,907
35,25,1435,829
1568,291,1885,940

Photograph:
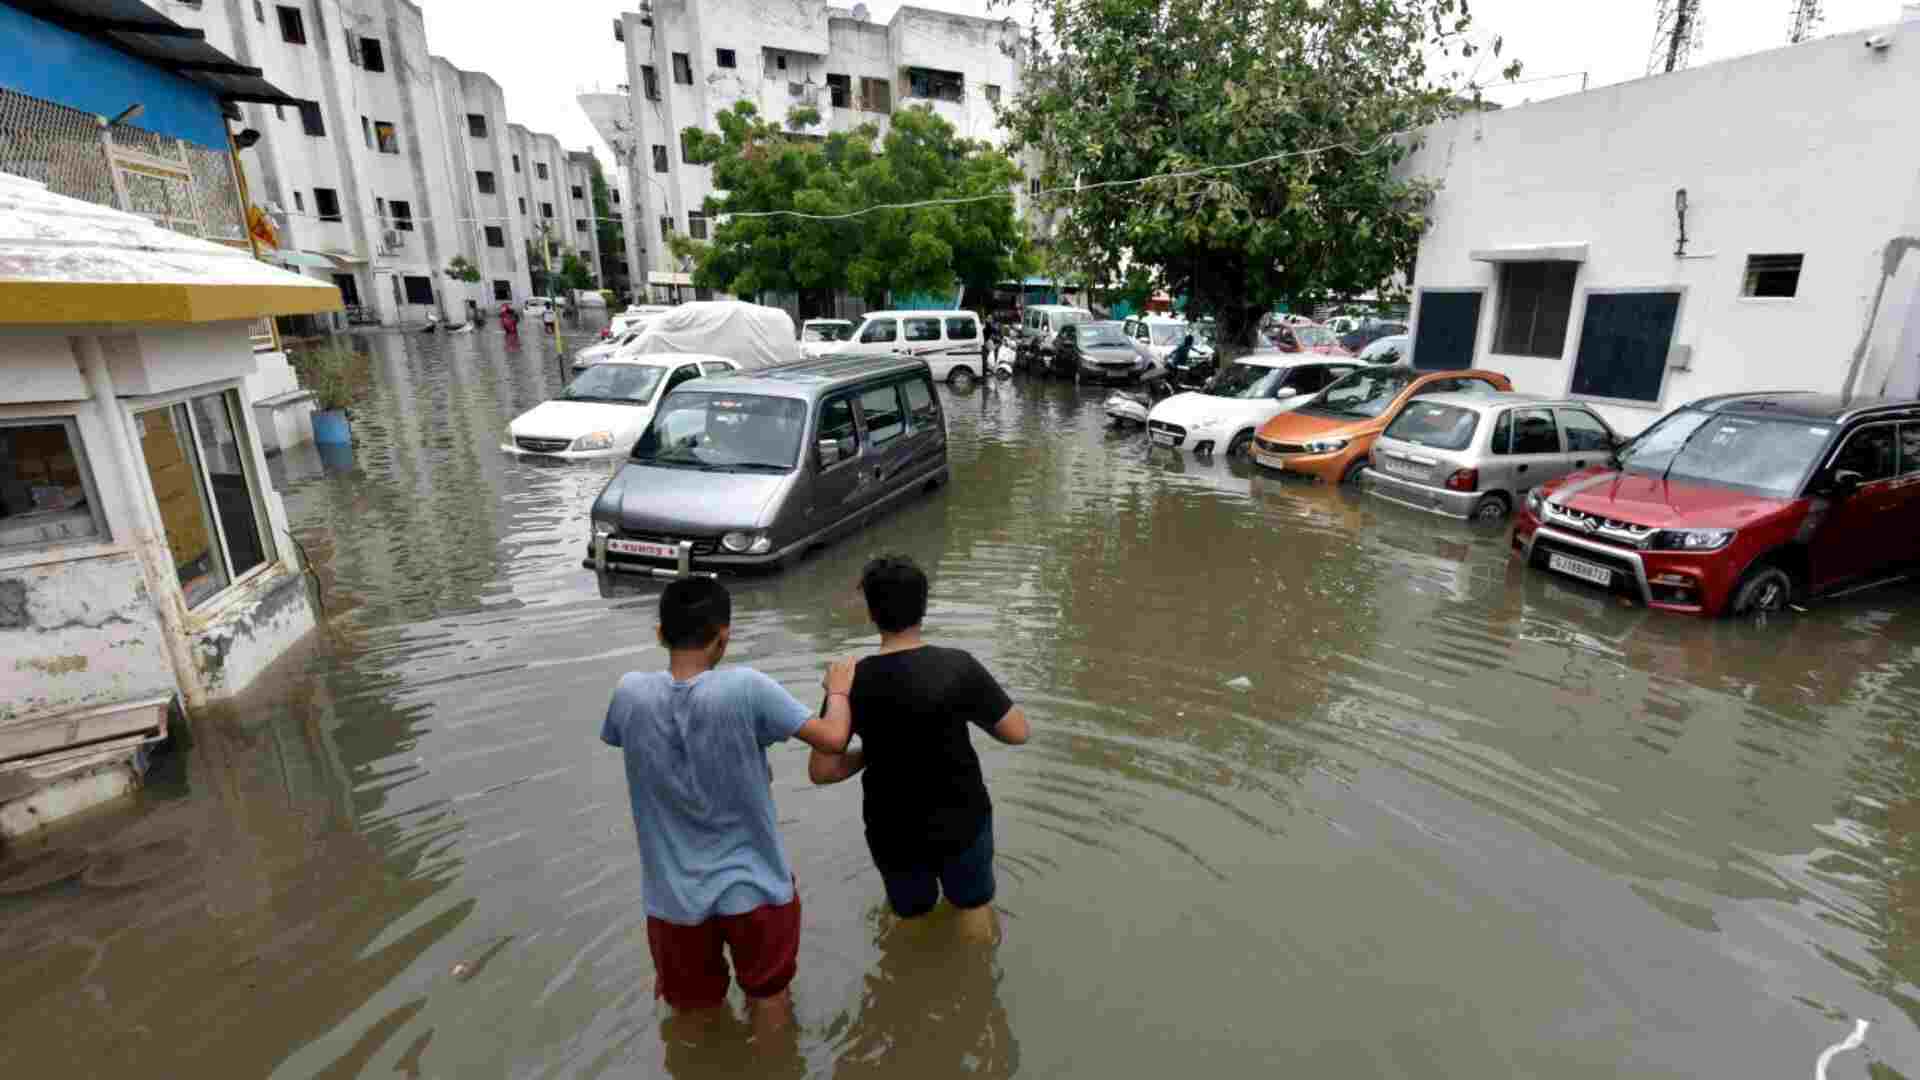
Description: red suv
1513,393,1920,616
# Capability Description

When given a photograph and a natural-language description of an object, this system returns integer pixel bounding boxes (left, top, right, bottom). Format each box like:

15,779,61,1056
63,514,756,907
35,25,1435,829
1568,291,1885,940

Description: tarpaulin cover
626,301,798,370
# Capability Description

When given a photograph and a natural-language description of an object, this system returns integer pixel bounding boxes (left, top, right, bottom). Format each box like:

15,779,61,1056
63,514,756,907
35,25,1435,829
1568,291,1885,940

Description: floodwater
6,323,1920,1078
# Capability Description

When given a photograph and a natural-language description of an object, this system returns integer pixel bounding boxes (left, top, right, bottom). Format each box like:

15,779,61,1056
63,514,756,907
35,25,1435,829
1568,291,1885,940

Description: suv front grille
1256,437,1306,454
1147,420,1186,446
1542,502,1656,548
516,436,572,454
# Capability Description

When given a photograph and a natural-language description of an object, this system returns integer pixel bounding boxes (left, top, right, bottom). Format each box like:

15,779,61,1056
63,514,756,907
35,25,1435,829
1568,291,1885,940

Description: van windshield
1616,409,1831,498
632,392,808,471
802,323,852,342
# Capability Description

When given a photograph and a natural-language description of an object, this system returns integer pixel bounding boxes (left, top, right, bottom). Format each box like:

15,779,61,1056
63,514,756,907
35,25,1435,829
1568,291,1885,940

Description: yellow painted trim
0,281,343,324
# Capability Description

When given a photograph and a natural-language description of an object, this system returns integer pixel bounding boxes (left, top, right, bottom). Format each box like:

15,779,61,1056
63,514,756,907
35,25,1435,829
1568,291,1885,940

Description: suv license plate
1151,432,1175,446
1548,552,1612,587
608,539,678,559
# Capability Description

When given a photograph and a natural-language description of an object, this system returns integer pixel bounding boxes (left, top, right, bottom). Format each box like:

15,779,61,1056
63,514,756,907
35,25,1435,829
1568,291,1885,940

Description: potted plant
289,341,371,446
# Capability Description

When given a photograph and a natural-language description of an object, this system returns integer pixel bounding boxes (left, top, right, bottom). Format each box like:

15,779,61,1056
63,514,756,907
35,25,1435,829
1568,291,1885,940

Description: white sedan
503,354,737,461
1145,355,1362,458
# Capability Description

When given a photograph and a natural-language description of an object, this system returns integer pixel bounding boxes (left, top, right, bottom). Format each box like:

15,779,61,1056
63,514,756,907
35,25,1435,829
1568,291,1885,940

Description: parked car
1125,314,1216,364
504,355,738,461
1361,393,1620,521
1357,334,1410,365
838,310,986,384
585,355,949,575
1514,392,1920,616
1339,321,1408,353
1055,320,1154,383
523,296,552,317
572,326,645,371
1146,355,1362,458
1268,323,1351,355
799,318,855,358
602,304,673,341
1251,366,1513,485
1018,304,1094,373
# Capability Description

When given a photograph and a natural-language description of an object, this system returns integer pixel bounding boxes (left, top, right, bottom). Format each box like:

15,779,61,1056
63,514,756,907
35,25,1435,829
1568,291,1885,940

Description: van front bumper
1359,467,1477,519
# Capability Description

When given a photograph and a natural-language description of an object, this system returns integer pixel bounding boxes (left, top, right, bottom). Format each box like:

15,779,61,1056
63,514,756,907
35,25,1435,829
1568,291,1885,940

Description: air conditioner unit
382,229,403,251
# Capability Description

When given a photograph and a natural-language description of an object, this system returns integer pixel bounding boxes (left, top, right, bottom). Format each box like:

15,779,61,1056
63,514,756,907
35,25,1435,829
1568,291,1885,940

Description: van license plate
1151,432,1175,446
1547,553,1612,587
608,539,678,559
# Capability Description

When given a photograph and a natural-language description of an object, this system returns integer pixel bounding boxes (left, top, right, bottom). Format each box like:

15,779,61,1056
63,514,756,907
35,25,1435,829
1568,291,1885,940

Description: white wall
1399,20,1920,434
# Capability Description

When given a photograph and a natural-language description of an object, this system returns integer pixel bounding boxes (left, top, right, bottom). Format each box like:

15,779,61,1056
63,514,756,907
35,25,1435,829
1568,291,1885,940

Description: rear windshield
1385,401,1481,451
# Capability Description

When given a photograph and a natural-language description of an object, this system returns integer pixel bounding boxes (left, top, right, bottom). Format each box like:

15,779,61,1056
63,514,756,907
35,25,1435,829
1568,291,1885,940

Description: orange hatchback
1251,367,1513,484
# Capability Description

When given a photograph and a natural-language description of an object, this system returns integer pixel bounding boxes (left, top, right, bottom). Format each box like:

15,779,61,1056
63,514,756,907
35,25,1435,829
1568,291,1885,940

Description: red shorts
646,891,802,1009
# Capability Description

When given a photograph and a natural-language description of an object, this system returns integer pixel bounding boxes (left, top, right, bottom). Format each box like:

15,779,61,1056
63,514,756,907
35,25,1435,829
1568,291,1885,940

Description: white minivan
839,310,986,384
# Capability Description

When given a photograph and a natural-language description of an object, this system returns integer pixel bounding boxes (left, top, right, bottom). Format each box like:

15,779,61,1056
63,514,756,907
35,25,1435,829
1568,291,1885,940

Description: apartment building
167,0,601,324
589,0,1025,303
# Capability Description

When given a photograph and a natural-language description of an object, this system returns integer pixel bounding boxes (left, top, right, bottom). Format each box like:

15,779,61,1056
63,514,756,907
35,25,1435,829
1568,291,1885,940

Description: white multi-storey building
586,1,1025,306
163,0,601,324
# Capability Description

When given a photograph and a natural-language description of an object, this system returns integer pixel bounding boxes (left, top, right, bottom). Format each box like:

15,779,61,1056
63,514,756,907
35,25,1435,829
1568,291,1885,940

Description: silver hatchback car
1362,392,1621,521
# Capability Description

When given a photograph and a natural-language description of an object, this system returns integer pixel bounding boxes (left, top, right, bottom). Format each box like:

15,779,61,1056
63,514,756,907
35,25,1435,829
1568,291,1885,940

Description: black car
1055,321,1153,382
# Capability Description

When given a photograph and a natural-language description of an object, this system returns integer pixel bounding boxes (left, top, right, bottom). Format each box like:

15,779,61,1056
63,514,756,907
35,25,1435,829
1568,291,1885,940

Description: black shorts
877,815,995,918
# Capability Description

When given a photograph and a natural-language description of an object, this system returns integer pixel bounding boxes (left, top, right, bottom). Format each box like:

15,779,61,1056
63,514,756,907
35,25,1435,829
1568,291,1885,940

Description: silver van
585,354,949,574
1362,392,1620,522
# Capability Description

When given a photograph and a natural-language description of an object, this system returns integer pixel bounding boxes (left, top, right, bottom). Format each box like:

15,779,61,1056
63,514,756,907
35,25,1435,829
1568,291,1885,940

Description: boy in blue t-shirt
602,577,854,1032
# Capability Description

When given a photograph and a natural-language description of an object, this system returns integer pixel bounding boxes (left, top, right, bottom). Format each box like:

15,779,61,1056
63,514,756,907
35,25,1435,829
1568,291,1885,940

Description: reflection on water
4,325,1920,1077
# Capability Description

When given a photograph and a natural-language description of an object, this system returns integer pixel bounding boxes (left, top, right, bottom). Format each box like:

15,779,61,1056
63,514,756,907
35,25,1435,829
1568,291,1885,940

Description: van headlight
1650,527,1735,551
592,518,616,539
721,531,772,554
1303,437,1349,453
571,431,615,451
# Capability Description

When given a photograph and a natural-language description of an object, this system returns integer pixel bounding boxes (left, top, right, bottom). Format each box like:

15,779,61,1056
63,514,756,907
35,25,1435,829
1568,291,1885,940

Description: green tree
444,254,481,284
1000,0,1519,350
558,251,596,293
673,102,1029,307
587,158,625,294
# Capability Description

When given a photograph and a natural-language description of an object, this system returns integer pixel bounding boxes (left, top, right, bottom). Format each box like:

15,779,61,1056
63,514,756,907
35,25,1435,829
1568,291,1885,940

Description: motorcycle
1103,361,1173,427
1165,345,1216,391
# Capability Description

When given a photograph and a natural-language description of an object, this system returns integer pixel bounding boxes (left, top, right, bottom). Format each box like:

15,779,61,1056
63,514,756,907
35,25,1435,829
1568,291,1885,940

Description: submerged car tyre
1731,563,1795,616
1471,493,1510,522
1227,430,1255,459
949,366,975,388
1339,459,1368,486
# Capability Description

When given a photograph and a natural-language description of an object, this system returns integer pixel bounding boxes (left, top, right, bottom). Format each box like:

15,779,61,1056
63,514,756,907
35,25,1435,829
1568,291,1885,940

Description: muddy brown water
5,327,1920,1077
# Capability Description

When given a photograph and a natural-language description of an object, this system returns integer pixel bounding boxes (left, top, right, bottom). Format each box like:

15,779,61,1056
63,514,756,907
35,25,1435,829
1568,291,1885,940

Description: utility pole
1649,0,1704,74
1789,0,1823,43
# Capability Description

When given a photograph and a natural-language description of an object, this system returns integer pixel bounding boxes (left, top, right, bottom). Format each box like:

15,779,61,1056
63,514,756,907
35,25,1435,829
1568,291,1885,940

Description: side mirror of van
1830,469,1865,496
817,439,843,467
1274,387,1299,399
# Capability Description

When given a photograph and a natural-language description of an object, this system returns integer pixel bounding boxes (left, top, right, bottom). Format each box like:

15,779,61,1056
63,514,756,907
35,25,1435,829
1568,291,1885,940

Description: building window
984,83,1001,103
1568,291,1683,404
1492,261,1577,358
467,113,487,138
660,216,674,241
652,145,669,173
611,189,620,205
298,100,325,137
389,199,412,230
571,185,584,199
476,170,496,194
1029,177,1041,196
518,197,526,214
402,275,434,305
1,419,107,551
672,52,693,84
360,115,371,147
859,77,892,114
292,190,304,213
1743,253,1803,298
360,37,384,72
906,67,964,103
827,73,851,108
344,32,361,66
716,48,736,68
254,0,264,21
680,130,696,163
277,5,306,44
688,211,707,240
274,103,283,121
493,280,512,301
374,121,398,154
135,391,274,608
313,187,341,222
540,202,553,218
536,162,549,180
576,218,588,232
512,153,522,173
642,65,661,100
374,196,386,222
485,225,505,247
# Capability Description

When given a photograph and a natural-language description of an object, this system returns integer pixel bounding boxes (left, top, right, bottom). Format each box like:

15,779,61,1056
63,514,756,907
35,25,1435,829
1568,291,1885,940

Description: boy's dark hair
860,555,928,634
660,577,731,648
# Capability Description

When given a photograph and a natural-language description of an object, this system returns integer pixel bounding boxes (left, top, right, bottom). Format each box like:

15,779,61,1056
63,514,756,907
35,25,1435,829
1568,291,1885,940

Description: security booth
0,171,340,840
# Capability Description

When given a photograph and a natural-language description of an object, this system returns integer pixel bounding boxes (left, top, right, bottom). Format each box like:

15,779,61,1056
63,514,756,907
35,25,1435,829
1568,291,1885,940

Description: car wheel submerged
1227,430,1255,459
1339,459,1368,486
948,367,975,389
1731,563,1795,616
1470,493,1511,522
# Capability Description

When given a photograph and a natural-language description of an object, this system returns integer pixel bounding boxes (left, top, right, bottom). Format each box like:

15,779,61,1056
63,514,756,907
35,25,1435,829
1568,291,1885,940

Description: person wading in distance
601,577,856,1035
807,555,1030,941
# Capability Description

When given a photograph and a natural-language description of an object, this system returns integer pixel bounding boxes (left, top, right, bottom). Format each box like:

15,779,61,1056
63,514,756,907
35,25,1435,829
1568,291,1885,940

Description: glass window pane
0,421,104,550
1834,425,1897,481
188,391,270,580
139,404,229,606
1512,408,1561,454
1489,410,1513,456
1903,423,1920,477
903,377,938,427
903,318,941,342
859,385,905,445
943,317,977,340
818,396,858,466
1557,409,1615,452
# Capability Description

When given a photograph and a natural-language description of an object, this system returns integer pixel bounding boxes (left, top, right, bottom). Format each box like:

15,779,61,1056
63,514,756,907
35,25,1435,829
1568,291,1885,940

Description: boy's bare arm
989,705,1030,745
791,657,857,753
808,746,866,785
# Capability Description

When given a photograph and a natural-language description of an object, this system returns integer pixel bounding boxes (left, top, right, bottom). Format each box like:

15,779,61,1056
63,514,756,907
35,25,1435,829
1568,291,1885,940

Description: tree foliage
1000,0,1519,349
587,159,625,291
444,254,482,284
672,103,1030,306
558,251,597,293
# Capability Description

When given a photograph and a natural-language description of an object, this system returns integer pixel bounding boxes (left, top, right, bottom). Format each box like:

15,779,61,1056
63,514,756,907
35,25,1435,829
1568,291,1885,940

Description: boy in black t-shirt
809,555,1030,939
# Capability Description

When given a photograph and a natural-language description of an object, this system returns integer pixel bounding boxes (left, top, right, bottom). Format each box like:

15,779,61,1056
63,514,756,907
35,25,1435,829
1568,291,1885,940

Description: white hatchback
1145,355,1362,458
503,354,738,461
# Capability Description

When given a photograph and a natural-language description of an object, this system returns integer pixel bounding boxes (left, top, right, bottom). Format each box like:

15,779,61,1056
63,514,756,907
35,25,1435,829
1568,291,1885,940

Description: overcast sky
418,0,1904,164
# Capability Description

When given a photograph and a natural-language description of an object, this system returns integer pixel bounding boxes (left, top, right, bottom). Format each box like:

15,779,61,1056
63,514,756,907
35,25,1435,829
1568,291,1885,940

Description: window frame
1741,253,1804,300
1562,285,1689,412
297,99,325,137
360,36,385,72
716,48,737,69
944,317,978,341
672,52,693,85
126,384,278,611
1508,406,1563,456
902,375,940,430
276,5,306,45
857,383,908,447
401,274,434,305
492,279,512,301
536,162,549,180
312,186,341,222
389,199,413,231
651,145,669,173
467,113,488,138
1491,261,1576,359
475,169,496,194
0,413,113,563
1827,422,1901,485
1556,408,1616,454
374,120,398,154
815,393,862,472
902,317,942,343
484,225,505,248
688,211,707,240
858,318,898,345
827,73,851,109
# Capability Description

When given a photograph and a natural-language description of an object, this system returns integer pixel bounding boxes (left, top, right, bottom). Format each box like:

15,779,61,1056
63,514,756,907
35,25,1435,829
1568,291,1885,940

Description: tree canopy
672,103,1030,306
1000,0,1519,348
